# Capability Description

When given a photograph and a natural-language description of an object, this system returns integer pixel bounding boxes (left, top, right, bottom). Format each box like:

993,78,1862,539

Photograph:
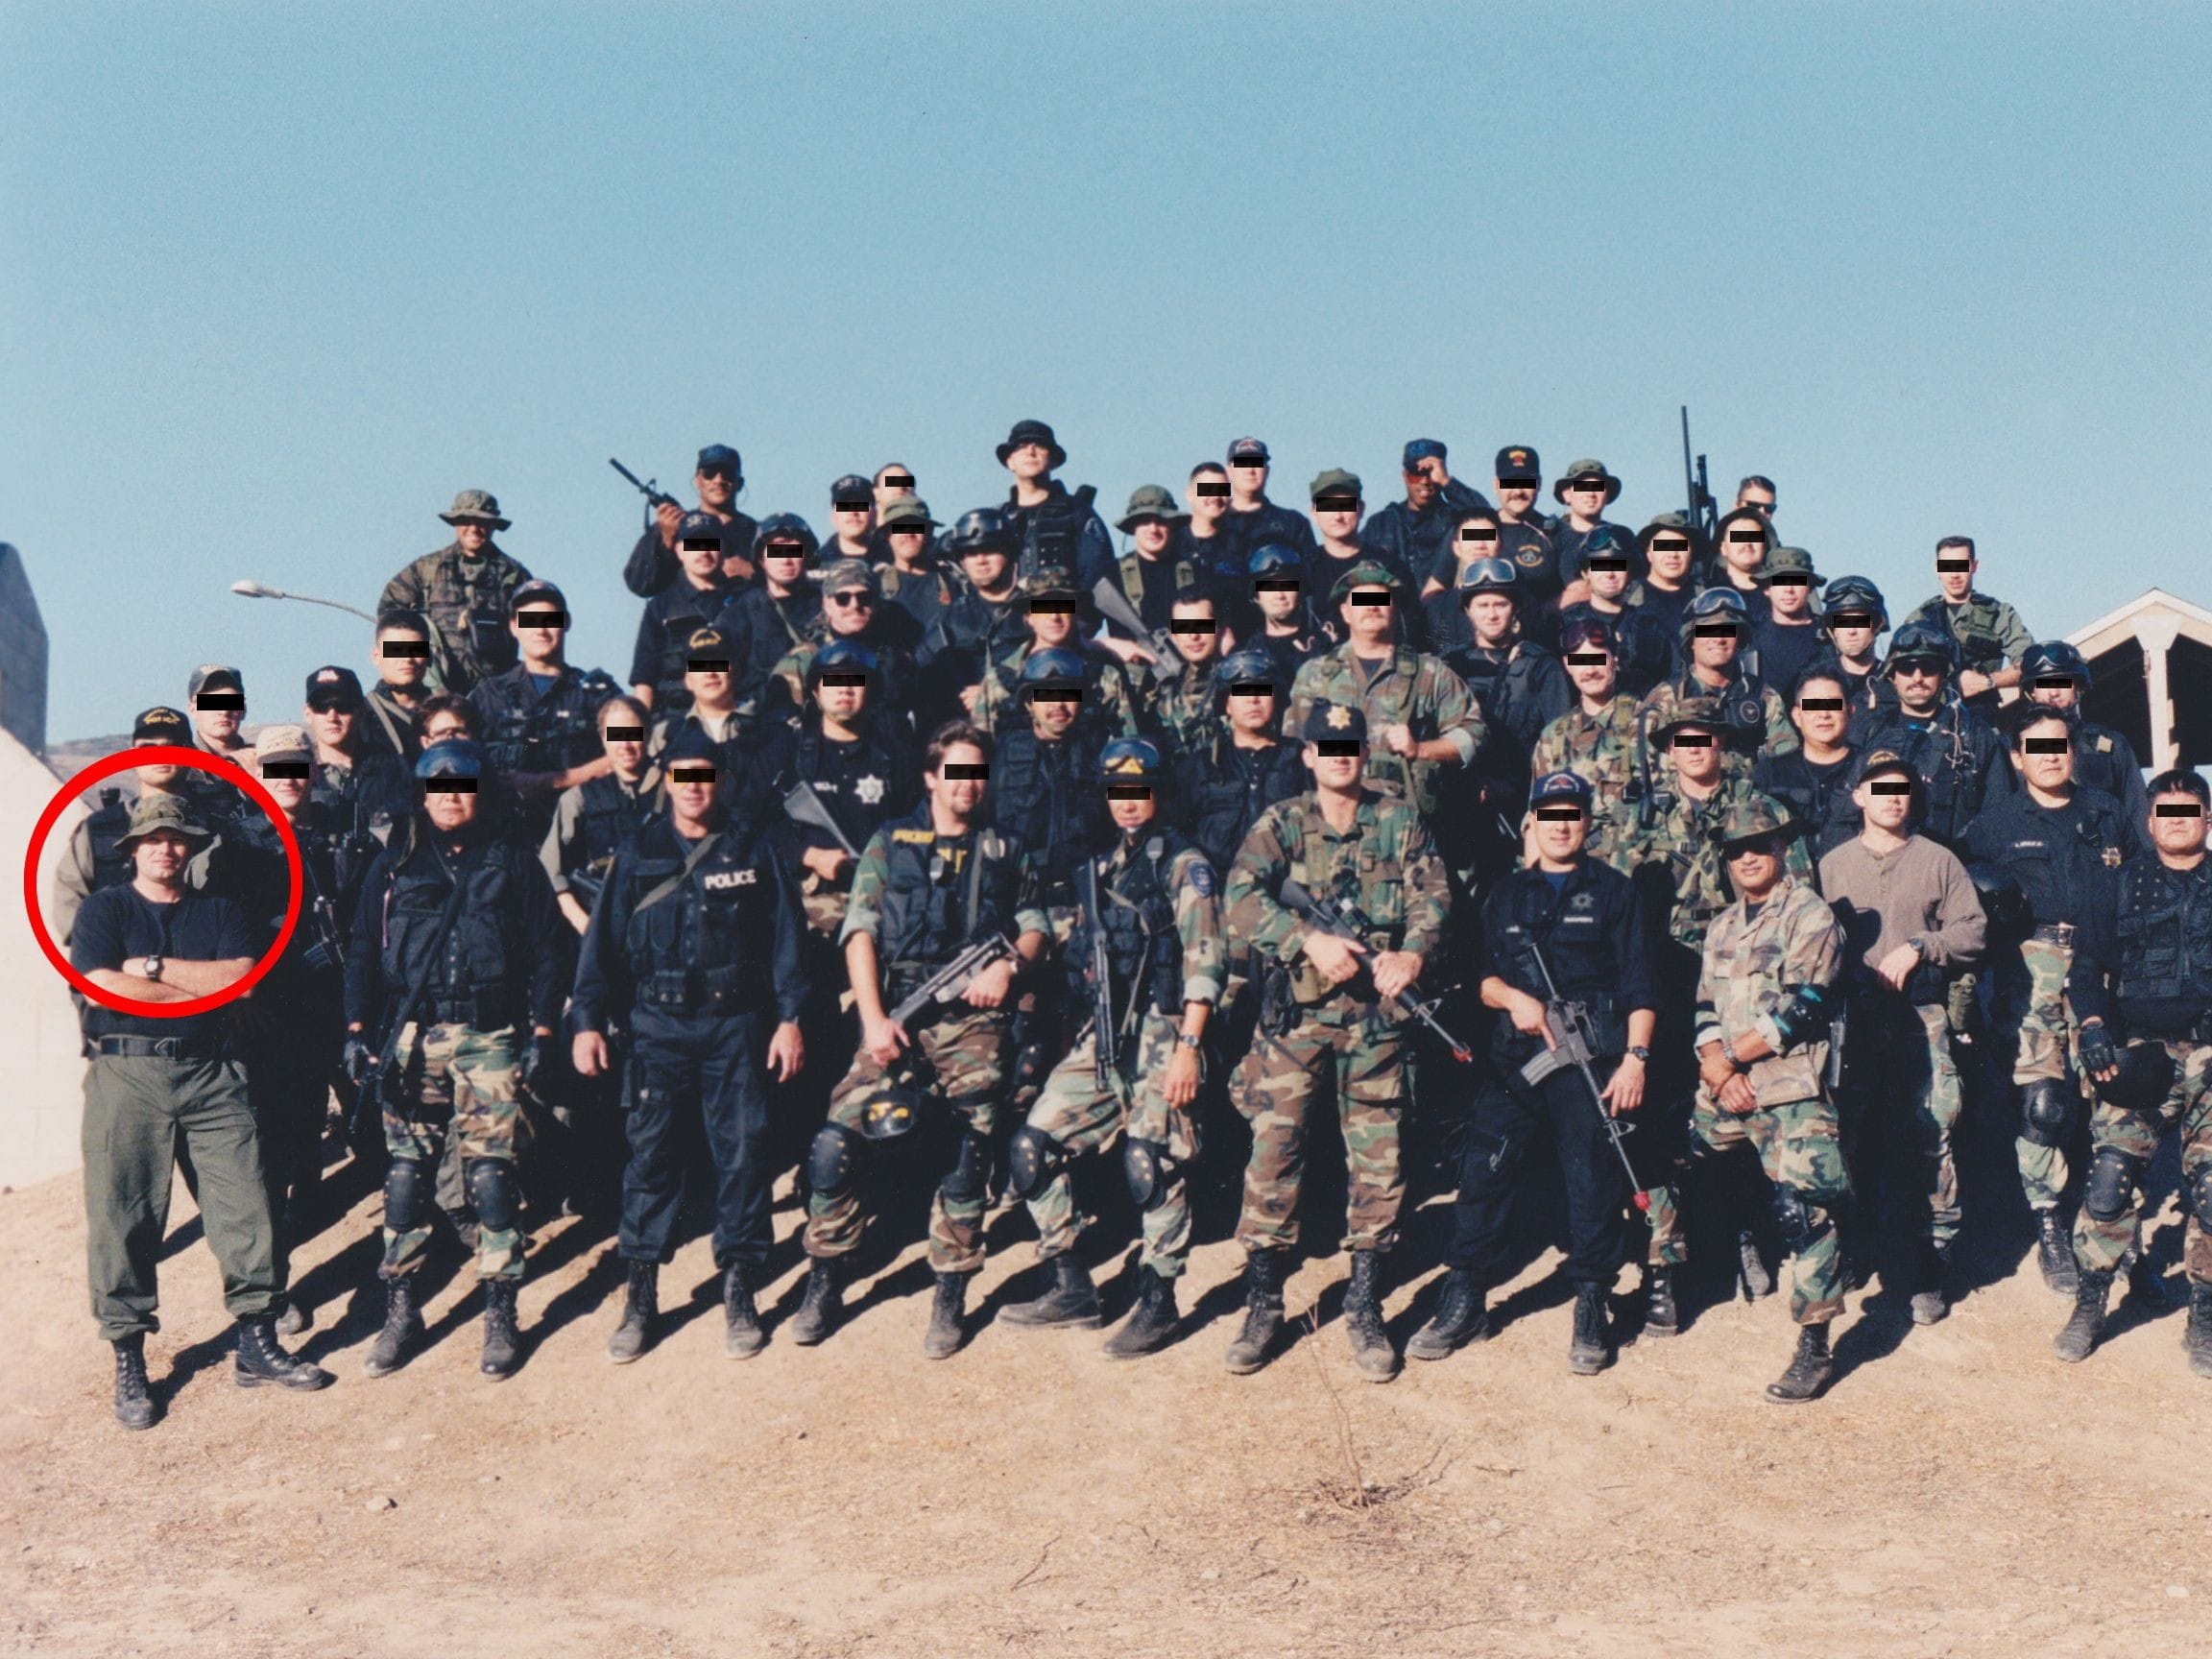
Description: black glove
2078,1021,2119,1079
342,1037,376,1091
517,1033,549,1094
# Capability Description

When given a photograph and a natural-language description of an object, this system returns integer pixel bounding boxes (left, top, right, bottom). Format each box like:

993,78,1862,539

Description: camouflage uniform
1899,590,2032,687
1529,694,1646,873
1990,935,2082,1208
1225,789,1451,1254
1147,662,1223,754
2074,1045,2212,1286
1286,642,1485,821
1638,672,1796,772
378,541,532,696
1022,835,1225,1278
803,814,1048,1276
379,1022,530,1282
1694,874,1850,1325
973,640,1146,739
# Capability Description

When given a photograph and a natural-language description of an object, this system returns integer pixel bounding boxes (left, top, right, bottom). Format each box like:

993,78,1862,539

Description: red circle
19,745,304,1019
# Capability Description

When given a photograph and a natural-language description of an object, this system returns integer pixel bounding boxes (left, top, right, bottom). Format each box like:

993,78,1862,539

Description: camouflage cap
1116,484,1188,533
1330,559,1402,601
1309,468,1363,502
820,557,878,597
1552,459,1622,504
1303,700,1368,743
115,792,215,852
439,489,510,530
132,706,190,742
253,723,313,760
1717,794,1797,848
878,498,940,532
1757,546,1822,585
1022,562,1080,599
1651,695,1732,743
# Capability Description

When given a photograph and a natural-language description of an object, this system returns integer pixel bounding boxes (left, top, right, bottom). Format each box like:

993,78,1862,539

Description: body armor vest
621,824,779,1014
992,727,1107,898
2114,861,2212,1020
577,773,658,881
1072,834,1185,1020
874,815,1022,980
380,833,528,1028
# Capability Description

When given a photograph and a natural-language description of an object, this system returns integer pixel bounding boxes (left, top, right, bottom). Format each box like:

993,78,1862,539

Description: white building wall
0,730,87,1188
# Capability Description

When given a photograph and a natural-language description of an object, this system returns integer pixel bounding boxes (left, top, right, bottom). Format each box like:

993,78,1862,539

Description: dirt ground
3,1103,2207,1659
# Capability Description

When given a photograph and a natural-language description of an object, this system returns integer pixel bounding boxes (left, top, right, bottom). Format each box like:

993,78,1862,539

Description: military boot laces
112,1334,156,1431
1102,1266,1181,1360
1568,1284,1612,1376
922,1271,970,1360
362,1276,421,1380
723,1264,767,1359
1737,1230,1774,1301
2035,1210,2080,1295
234,1314,335,1391
1342,1252,1400,1382
1001,1253,1102,1329
788,1258,843,1347
1224,1249,1288,1376
2052,1268,2114,1363
1643,1265,1681,1338
1407,1268,1489,1360
479,1280,522,1381
1764,1321,1834,1404
607,1262,659,1365
2187,1284,2212,1380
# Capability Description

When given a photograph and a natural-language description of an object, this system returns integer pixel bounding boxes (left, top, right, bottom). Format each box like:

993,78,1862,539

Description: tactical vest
577,773,658,879
1875,709,1978,844
874,820,1022,981
621,828,778,1013
421,549,523,686
2074,725,2129,801
1455,643,1551,760
1072,835,1185,1020
482,667,618,779
1017,485,1097,582
1493,869,1628,1047
84,788,134,895
380,836,527,1028
2114,861,2212,1016
992,727,1106,896
1189,737,1295,873
1946,596,2008,669
1755,748,1854,839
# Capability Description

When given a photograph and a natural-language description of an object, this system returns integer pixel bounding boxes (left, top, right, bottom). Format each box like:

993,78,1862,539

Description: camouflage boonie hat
1330,559,1401,601
253,723,313,761
878,498,939,532
820,557,878,597
1116,484,1187,532
439,489,511,530
115,793,215,853
1757,546,1822,585
1717,794,1796,849
1651,695,1733,743
1552,459,1622,504
1022,562,1080,599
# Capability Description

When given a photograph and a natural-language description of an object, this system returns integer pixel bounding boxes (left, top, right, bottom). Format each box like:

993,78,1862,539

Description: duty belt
94,1035,229,1062
2032,923,2077,948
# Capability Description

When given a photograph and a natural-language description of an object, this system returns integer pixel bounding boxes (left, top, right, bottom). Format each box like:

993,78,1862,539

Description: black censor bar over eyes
1797,698,1844,711
1458,527,1500,542
1170,619,1215,635
260,762,310,780
1027,598,1075,613
516,610,567,629
2034,676,2074,689
422,778,478,794
1828,613,1872,628
1566,652,1609,666
1105,785,1152,801
833,498,870,512
2024,737,2072,754
1229,683,1275,696
1027,689,1083,703
679,539,720,552
1534,806,1585,821
1649,538,1690,553
882,473,915,489
1314,495,1359,513
1254,579,1300,593
2156,804,2204,817
1350,593,1392,606
941,763,989,780
1499,476,1538,489
668,766,717,783
379,640,429,658
687,659,731,673
196,693,245,710
1314,740,1363,757
1671,734,1716,748
1726,530,1766,543
603,726,645,741
1937,558,1973,572
1692,622,1739,637
1769,575,1812,587
1588,558,1629,572
818,673,868,687
1870,781,1912,795
1192,482,1231,498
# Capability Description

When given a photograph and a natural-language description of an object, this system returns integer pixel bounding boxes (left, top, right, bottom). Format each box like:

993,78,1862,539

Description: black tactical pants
621,1006,773,1272
1446,1068,1631,1290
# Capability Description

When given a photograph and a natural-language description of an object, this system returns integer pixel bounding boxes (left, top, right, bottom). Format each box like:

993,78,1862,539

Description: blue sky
6,2,2207,742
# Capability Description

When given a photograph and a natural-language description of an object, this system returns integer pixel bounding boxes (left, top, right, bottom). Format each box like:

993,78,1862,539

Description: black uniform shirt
72,884,256,1045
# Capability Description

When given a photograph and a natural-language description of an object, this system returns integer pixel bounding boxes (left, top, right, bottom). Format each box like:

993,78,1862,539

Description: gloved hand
342,1037,376,1091
517,1032,550,1095
2078,1020,2119,1081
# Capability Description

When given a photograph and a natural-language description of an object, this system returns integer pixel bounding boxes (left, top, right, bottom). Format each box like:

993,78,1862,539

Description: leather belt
95,1035,229,1062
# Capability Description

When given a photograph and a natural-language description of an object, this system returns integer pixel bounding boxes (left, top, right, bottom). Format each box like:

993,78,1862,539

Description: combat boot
1765,1321,1833,1404
1911,1240,1951,1326
112,1334,156,1431
789,1257,843,1346
2034,1209,2080,1294
2186,1284,2212,1380
922,1272,970,1360
607,1261,659,1364
1737,1230,1773,1301
1568,1284,1612,1375
1407,1268,1489,1360
2052,1267,2113,1363
723,1264,766,1360
1000,1253,1103,1329
1339,1251,1399,1382
479,1280,521,1380
276,1299,310,1337
361,1275,420,1379
233,1314,334,1391
1224,1248,1288,1376
1643,1265,1680,1337
1101,1266,1180,1359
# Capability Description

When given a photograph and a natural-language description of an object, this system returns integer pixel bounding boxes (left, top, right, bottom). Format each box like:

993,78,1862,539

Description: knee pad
807,1123,866,1203
383,1157,429,1234
2189,1164,2212,1231
464,1158,520,1232
1122,1137,1185,1213
2083,1146,2143,1224
1771,1186,1830,1254
940,1128,990,1206
1006,1126,1067,1202
2019,1078,2077,1149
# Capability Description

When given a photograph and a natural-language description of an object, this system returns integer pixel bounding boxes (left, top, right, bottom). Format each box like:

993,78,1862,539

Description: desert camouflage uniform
380,1022,530,1282
1225,790,1450,1254
1022,837,1225,1278
1693,875,1850,1325
1529,694,1646,873
1286,644,1485,821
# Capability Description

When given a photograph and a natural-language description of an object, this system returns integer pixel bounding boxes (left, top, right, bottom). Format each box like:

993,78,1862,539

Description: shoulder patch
1185,856,1217,898
1515,548,1545,567
892,829,936,845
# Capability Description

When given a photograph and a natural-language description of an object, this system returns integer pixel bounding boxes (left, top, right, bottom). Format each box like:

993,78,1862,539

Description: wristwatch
1625,1045,1651,1062
1720,1037,1744,1070
1177,1032,1203,1050
141,954,165,983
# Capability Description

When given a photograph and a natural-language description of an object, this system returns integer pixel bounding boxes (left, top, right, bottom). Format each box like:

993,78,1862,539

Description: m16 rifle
1679,405,1719,554
783,780,859,858
1517,935,1647,1209
610,457,682,529
1090,577,1186,680
1275,878,1472,1064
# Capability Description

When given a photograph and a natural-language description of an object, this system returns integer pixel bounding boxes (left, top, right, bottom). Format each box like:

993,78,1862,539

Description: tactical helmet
1455,556,1519,596
807,638,878,687
1821,575,1889,631
1966,861,2032,946
1216,646,1283,699
1020,646,1087,691
2022,639,2092,692
1246,541,1304,580
945,507,1015,555
1885,620,1960,675
752,513,819,559
1100,736,1166,785
2096,1041,2176,1112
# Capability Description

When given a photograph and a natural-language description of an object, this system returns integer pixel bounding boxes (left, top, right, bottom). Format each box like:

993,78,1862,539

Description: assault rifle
886,932,1017,1026
1082,856,1118,1091
1275,879,1473,1064
783,780,859,858
1678,405,1719,551
610,456,682,522
1516,935,1648,1210
1089,577,1186,679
